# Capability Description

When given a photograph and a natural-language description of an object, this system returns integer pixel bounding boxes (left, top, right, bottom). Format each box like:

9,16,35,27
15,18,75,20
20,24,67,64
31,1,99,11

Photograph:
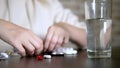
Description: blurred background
60,0,120,47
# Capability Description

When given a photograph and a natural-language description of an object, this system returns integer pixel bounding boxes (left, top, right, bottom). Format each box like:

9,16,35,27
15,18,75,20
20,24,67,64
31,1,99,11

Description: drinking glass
85,0,112,58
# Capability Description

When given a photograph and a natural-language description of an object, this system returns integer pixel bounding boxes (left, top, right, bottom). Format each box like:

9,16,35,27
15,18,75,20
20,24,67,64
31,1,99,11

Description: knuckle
36,45,41,49
51,40,56,45
10,35,20,43
58,40,62,45
36,40,43,49
35,45,41,50
10,39,18,45
29,47,35,53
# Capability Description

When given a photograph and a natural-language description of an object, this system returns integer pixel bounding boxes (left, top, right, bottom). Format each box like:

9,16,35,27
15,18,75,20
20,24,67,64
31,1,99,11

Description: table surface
0,46,120,68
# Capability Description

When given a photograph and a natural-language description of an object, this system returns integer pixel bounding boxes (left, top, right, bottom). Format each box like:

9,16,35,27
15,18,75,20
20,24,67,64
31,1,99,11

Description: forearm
54,23,87,49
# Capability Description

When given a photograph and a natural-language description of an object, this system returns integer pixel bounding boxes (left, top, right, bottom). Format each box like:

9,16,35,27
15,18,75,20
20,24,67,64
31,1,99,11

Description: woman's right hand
0,19,43,56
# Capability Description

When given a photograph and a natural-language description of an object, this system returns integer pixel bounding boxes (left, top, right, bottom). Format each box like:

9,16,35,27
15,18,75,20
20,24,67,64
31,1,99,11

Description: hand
44,24,69,51
0,20,43,56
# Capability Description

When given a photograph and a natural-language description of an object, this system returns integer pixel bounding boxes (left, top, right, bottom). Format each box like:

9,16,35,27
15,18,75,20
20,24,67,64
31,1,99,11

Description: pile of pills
37,47,78,61
0,47,77,61
52,47,77,55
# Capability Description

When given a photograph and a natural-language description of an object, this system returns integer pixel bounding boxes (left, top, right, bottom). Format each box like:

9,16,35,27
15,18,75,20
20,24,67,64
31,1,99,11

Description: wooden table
0,46,120,68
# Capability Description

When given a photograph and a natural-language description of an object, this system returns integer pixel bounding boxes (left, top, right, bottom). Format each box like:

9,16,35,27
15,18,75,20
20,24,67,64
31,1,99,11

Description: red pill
37,55,43,60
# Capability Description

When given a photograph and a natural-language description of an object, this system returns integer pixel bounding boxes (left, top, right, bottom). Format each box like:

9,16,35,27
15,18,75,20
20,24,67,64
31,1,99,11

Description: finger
62,33,69,46
53,44,61,51
54,35,64,50
29,37,43,55
22,40,35,55
49,33,59,51
44,29,54,51
13,42,26,56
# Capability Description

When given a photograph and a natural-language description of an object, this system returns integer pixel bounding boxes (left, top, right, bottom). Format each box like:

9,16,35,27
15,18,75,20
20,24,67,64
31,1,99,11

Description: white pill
52,51,64,55
59,52,64,54
71,50,77,54
64,51,73,54
44,55,52,59
52,52,57,55
0,52,9,59
64,50,77,55
53,47,77,55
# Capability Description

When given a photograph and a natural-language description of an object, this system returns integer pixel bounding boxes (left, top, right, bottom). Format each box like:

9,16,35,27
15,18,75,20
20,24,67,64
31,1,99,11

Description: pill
37,55,43,60
43,55,52,59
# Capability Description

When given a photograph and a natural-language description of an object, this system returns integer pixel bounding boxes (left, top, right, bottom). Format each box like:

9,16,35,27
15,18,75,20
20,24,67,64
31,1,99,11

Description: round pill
37,55,43,60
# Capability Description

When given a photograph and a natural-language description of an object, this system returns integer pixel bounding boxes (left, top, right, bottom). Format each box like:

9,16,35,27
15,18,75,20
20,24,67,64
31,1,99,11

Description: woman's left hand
44,24,69,51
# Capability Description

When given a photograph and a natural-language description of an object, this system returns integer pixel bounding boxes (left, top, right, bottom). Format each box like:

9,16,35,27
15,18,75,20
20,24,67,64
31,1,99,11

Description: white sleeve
51,0,86,29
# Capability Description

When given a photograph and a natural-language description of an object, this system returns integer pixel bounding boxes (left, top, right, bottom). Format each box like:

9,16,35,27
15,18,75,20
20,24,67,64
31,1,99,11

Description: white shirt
0,0,86,52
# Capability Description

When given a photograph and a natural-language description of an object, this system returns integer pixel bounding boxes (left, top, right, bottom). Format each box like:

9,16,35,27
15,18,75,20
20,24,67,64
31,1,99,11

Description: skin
53,23,87,49
0,19,87,56
104,26,112,47
44,24,70,51
0,19,43,56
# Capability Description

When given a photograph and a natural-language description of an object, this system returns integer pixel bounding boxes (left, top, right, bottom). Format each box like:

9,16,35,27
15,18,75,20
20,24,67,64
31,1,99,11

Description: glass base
87,49,111,58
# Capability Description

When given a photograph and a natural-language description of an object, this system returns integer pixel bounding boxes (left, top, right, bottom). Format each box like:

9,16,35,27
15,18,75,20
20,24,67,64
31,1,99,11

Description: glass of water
85,0,112,58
